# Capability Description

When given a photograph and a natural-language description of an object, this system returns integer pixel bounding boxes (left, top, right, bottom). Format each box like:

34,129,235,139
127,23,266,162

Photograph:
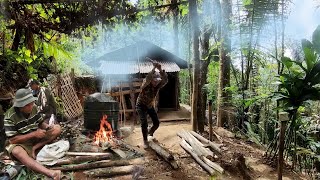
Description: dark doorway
159,73,176,109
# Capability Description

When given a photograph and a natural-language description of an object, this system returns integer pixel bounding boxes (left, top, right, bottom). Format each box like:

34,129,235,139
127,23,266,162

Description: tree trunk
216,0,232,127
25,29,35,53
11,26,22,51
172,0,179,56
197,28,212,133
189,0,201,131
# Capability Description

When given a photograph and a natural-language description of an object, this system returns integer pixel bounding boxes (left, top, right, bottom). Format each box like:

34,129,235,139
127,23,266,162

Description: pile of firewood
177,129,224,176
50,139,145,179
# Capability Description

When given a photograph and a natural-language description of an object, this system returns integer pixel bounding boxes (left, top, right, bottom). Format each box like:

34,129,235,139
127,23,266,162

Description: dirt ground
121,121,308,180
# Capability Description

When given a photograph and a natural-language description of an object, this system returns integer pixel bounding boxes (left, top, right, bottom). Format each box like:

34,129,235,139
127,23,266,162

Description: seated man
4,88,61,179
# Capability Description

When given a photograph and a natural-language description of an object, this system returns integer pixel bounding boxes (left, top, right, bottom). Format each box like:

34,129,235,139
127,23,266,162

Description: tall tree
189,0,200,131
197,27,214,132
172,0,179,55
216,0,232,127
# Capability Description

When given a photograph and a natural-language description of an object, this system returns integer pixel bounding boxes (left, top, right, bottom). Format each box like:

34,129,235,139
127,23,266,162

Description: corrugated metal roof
99,61,180,75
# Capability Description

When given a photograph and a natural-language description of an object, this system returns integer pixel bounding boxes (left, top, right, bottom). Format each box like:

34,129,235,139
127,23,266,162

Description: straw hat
13,89,37,107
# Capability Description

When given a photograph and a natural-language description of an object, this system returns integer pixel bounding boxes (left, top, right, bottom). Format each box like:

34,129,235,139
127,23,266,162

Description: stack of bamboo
177,130,224,176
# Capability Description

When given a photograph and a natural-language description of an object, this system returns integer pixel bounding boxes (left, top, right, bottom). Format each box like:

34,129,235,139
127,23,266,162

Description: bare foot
51,170,61,180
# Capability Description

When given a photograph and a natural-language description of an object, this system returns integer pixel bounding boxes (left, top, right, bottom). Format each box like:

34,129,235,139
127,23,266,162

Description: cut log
189,131,221,154
52,158,144,171
84,165,144,178
180,140,215,176
202,157,224,174
212,130,223,143
113,139,144,157
177,131,202,156
148,140,179,169
54,154,112,166
65,152,112,156
110,148,127,159
177,130,213,157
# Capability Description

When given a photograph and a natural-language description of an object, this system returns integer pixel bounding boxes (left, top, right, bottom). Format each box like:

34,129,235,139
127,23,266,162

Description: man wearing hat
136,62,168,148
3,88,61,179
28,79,57,121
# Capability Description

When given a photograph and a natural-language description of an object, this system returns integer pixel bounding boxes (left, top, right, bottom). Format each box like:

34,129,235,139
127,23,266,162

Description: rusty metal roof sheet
99,61,180,75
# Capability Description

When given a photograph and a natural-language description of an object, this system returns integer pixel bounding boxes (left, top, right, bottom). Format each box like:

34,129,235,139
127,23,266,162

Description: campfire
94,115,113,146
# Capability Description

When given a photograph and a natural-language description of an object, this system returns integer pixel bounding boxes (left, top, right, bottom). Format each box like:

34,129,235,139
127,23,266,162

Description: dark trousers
136,104,160,141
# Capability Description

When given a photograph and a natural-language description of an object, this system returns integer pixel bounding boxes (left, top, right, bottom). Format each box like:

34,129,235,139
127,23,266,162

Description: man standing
136,62,168,148
4,88,61,179
28,79,57,120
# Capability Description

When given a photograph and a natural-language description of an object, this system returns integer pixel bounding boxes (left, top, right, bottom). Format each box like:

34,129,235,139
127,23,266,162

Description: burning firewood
53,157,144,171
83,165,144,179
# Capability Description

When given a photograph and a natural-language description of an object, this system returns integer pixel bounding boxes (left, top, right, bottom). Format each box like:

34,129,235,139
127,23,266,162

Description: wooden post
71,68,75,86
208,100,213,141
278,112,289,180
129,79,136,125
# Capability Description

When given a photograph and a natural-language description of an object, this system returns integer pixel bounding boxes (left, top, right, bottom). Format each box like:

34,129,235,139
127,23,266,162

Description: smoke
285,0,320,40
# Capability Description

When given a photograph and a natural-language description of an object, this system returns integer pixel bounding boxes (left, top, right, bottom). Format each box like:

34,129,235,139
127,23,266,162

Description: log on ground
84,165,144,178
148,140,179,169
180,139,215,176
189,131,221,154
53,157,144,171
65,152,112,156
177,130,213,157
54,154,112,166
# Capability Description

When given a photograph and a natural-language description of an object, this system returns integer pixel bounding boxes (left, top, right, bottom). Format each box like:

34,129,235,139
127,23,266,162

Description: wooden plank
112,82,142,89
119,109,135,113
108,89,141,96
160,118,190,122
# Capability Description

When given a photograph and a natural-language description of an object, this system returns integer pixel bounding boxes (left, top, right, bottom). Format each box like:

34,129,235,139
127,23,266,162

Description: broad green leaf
25,49,31,57
281,56,293,69
312,25,320,54
243,0,252,6
25,56,33,64
301,39,316,70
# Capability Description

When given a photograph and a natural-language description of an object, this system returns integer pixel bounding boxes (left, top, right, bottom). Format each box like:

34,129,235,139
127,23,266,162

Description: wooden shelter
87,40,188,122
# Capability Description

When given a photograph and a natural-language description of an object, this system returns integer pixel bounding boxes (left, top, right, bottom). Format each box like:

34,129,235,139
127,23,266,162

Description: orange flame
94,115,113,145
